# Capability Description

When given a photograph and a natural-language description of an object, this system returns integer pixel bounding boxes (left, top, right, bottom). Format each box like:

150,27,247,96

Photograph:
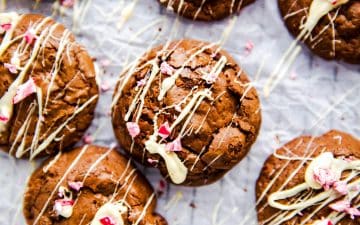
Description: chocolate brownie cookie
159,0,256,21
256,130,360,225
278,0,360,64
0,13,99,159
112,39,261,186
23,145,167,225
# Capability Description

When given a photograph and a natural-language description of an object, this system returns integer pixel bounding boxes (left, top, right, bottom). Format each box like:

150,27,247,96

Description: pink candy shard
160,61,174,76
136,78,146,87
4,63,18,74
329,200,351,212
24,29,36,44
82,135,93,144
201,73,217,84
346,207,360,219
0,115,9,123
313,167,337,190
126,122,140,138
333,181,348,195
158,122,171,139
60,0,75,7
1,23,11,31
99,216,116,225
147,158,159,165
68,181,83,192
165,137,182,152
55,199,74,206
13,78,37,104
245,40,254,53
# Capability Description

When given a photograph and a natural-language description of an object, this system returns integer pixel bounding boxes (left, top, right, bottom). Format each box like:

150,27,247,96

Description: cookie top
23,145,167,225
112,39,261,186
278,0,360,64
256,130,360,225
159,0,255,21
0,13,99,159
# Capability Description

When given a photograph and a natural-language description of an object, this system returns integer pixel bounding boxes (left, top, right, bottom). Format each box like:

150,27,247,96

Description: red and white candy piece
333,181,348,195
13,78,37,104
68,181,83,192
160,62,174,76
60,0,75,7
126,122,140,138
99,216,117,225
1,23,11,31
24,28,36,44
313,167,337,190
165,137,182,152
4,63,17,74
313,219,333,225
329,200,360,219
53,199,75,218
158,122,171,139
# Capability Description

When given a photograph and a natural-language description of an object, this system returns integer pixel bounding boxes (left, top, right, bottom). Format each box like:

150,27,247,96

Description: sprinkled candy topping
13,78,37,104
313,167,337,190
332,181,348,195
24,28,36,44
158,122,171,139
165,137,182,152
4,63,17,74
313,219,333,225
0,114,9,122
1,23,11,31
99,216,117,225
60,0,75,7
68,181,83,192
53,199,75,218
160,61,174,76
126,122,140,138
329,200,360,219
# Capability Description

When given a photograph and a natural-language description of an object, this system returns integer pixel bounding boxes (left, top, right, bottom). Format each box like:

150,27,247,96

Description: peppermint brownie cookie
0,13,99,159
23,145,167,225
278,0,360,64
159,0,256,21
112,39,261,186
256,130,360,225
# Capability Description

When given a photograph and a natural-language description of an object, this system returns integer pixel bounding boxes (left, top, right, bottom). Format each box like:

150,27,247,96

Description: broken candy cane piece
1,23,11,31
333,181,348,195
313,219,333,225
160,62,174,75
329,200,350,212
313,167,337,190
13,78,37,104
165,137,182,152
53,199,75,218
345,207,360,219
4,63,17,74
68,181,83,192
158,121,171,139
99,216,117,225
126,122,140,138
24,28,36,44
60,0,75,7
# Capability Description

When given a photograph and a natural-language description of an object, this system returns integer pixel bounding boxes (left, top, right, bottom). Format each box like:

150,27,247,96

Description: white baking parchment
1,0,359,225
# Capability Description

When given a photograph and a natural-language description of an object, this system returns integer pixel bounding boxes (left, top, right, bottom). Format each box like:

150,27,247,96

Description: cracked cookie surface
23,145,167,225
112,39,261,186
0,13,99,158
278,0,360,64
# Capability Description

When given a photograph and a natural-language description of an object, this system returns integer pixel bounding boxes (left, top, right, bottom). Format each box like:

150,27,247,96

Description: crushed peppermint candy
201,73,218,84
83,135,93,144
328,0,337,5
158,122,171,139
136,78,146,87
147,158,159,165
160,61,174,75
100,81,111,92
1,23,11,31
68,181,83,192
329,200,360,219
99,216,116,225
313,167,337,190
314,219,333,225
0,114,9,123
4,63,18,74
60,0,75,7
24,28,36,44
245,40,254,54
126,122,140,138
54,199,74,218
165,137,182,152
13,78,37,104
333,181,348,195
